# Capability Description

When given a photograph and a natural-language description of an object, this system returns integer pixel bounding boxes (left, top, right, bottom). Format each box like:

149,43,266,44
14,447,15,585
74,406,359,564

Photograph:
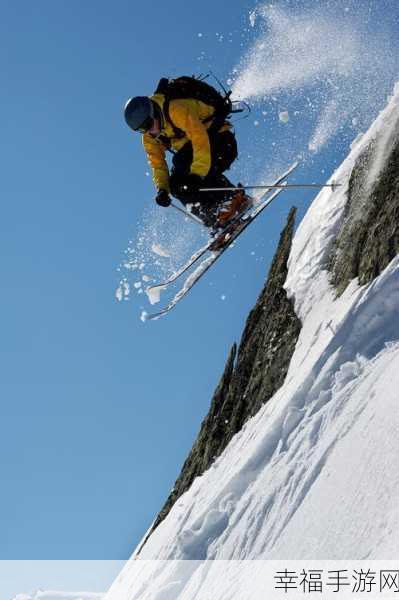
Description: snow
151,244,171,258
117,201,207,313
145,284,166,306
106,85,399,597
13,593,103,600
146,255,217,320
115,280,130,302
278,110,289,123
231,4,398,153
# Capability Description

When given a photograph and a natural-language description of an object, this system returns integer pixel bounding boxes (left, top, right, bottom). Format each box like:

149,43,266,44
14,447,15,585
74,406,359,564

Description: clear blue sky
1,0,398,560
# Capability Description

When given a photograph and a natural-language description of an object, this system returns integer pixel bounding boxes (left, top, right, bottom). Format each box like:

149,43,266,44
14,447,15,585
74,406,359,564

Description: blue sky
1,0,398,560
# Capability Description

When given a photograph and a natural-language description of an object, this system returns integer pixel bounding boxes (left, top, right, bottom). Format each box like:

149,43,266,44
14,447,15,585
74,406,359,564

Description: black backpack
154,75,234,138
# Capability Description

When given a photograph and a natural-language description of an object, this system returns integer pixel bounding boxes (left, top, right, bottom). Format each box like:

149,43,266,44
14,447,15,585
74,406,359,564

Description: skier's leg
176,130,238,226
169,143,219,227
199,129,253,228
169,131,248,229
169,143,193,201
211,129,255,226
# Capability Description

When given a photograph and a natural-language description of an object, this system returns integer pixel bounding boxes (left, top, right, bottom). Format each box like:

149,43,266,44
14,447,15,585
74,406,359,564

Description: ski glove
155,189,171,208
178,174,204,196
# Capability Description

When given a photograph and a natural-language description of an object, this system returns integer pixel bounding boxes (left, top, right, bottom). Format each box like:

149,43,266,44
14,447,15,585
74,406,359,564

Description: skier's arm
142,134,170,192
169,100,211,178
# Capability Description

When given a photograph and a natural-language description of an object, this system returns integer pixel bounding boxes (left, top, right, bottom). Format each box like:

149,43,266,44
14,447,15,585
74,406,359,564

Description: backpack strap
153,79,186,139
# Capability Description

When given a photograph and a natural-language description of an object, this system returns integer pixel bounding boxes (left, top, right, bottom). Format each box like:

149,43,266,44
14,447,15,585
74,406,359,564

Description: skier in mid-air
123,76,252,233
123,78,301,319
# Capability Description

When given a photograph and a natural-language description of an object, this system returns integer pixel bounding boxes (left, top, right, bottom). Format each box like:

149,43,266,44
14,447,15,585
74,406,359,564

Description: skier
123,77,252,232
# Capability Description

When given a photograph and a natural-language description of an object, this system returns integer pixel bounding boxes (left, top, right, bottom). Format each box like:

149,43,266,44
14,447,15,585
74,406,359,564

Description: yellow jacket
142,94,230,192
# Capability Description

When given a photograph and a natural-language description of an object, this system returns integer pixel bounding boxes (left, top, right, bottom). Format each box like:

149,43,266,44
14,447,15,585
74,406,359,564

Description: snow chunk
279,110,289,123
145,285,167,305
115,280,130,302
249,10,257,27
151,243,171,258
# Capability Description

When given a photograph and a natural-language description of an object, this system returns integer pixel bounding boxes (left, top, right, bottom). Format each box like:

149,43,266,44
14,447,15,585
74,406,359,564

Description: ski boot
217,188,253,227
209,188,253,251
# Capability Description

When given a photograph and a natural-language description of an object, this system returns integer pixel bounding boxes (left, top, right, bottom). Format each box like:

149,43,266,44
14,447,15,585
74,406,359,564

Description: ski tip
145,309,168,321
287,160,300,171
141,309,167,321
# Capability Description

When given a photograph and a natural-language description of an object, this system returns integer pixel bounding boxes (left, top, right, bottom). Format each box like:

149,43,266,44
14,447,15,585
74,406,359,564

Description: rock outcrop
331,121,399,294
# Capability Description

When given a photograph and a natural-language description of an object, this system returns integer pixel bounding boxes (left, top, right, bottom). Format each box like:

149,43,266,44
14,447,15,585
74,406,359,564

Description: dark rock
331,120,399,294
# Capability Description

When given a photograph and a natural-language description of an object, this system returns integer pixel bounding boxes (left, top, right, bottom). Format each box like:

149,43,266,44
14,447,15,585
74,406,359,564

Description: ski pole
200,182,341,192
171,202,205,227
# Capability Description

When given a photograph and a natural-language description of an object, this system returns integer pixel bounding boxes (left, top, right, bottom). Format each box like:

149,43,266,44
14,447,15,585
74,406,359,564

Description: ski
145,173,296,321
146,161,299,295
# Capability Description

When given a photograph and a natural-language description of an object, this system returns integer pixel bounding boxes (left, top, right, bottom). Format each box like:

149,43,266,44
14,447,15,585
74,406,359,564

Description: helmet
124,96,154,132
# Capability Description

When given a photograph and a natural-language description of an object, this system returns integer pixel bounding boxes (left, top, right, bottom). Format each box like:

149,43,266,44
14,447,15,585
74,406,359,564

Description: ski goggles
135,116,154,133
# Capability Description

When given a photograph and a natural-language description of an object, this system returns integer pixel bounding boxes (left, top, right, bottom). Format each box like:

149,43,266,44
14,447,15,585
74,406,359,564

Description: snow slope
106,86,399,597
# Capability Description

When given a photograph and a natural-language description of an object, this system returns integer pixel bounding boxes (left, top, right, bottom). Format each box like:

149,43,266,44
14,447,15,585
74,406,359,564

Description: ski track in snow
105,84,399,597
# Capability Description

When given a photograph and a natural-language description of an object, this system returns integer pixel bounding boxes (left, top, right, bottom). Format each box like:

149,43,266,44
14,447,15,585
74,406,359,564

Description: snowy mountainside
106,86,399,597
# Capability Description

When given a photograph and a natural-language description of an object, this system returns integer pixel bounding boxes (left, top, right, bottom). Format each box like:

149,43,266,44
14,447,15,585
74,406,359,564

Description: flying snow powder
231,3,399,153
